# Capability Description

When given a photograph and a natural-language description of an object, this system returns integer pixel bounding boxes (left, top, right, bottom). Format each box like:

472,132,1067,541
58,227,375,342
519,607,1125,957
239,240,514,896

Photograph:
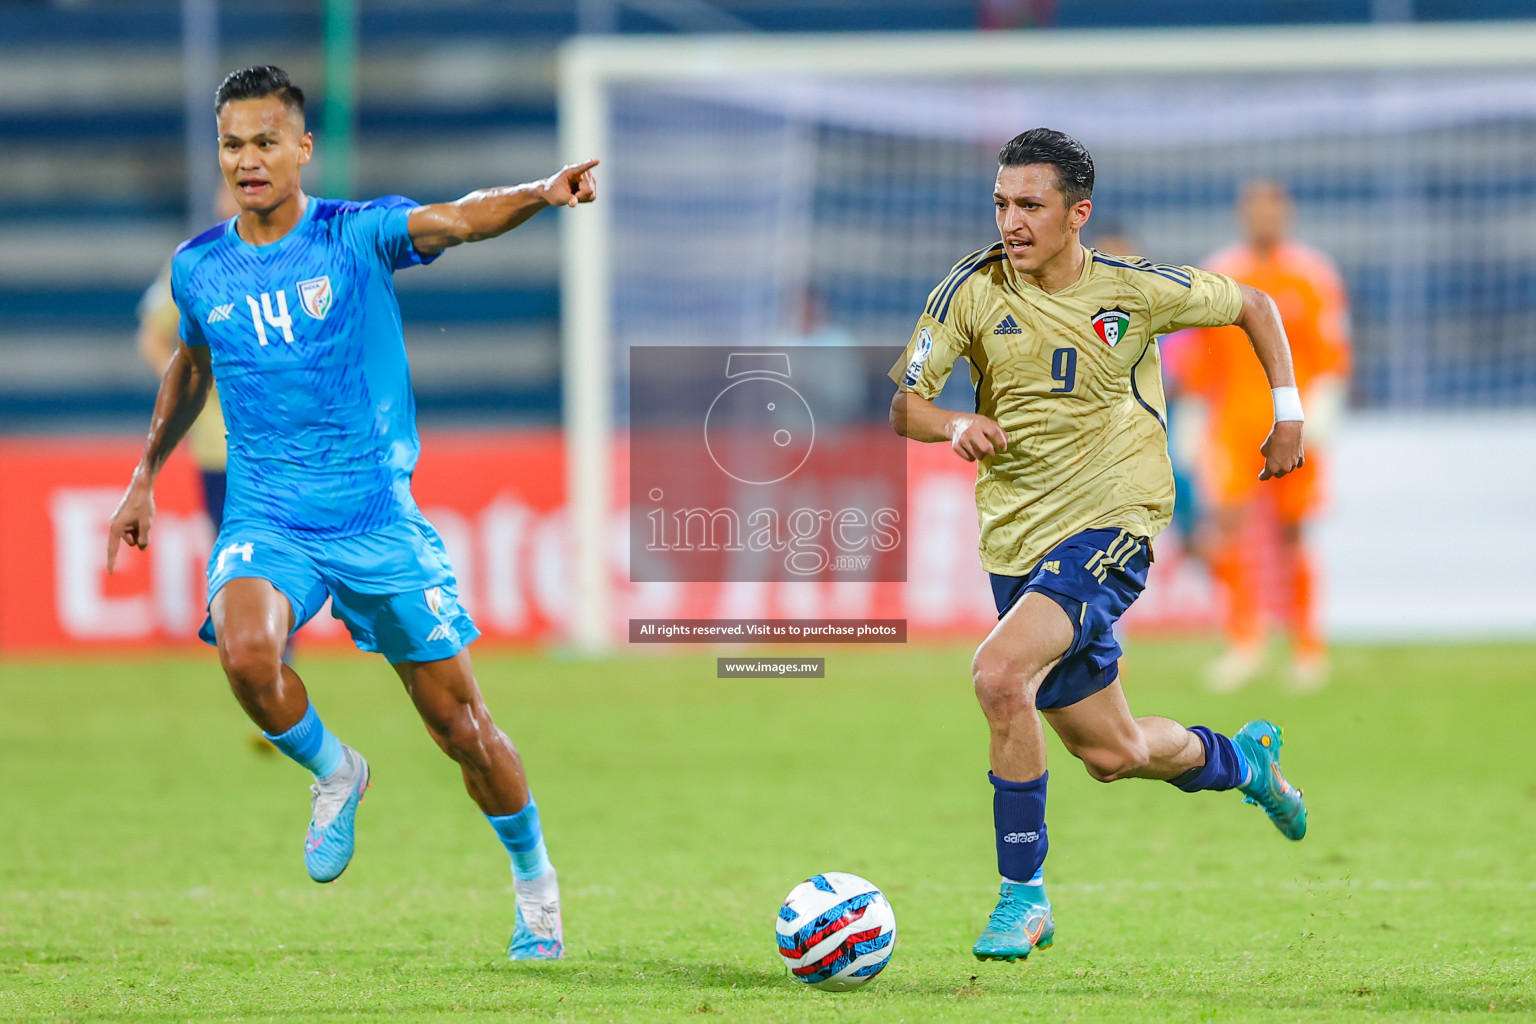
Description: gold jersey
889,243,1242,575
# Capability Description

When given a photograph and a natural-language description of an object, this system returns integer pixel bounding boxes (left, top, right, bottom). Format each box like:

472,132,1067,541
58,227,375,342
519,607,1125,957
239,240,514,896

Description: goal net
558,24,1536,649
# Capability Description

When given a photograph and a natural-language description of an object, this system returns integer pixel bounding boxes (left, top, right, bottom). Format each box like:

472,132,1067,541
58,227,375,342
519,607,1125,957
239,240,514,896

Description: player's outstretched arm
889,389,1007,463
1231,283,1305,480
407,158,599,256
107,342,214,572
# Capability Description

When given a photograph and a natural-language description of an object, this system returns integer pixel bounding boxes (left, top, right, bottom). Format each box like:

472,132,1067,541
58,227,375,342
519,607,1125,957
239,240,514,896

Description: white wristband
1272,386,1305,422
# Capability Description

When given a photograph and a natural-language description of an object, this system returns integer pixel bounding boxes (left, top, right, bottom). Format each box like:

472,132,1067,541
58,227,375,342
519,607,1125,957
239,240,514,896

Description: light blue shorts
199,511,480,664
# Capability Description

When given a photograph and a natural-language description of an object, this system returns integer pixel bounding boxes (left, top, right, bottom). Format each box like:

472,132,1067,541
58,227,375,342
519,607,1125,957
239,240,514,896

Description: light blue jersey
175,196,479,661
172,195,435,539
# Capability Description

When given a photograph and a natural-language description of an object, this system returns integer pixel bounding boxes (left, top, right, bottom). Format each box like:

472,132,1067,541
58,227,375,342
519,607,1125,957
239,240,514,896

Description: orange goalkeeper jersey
1179,240,1351,454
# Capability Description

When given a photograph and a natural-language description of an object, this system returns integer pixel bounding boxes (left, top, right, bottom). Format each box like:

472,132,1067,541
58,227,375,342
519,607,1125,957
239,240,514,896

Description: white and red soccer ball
776,872,896,991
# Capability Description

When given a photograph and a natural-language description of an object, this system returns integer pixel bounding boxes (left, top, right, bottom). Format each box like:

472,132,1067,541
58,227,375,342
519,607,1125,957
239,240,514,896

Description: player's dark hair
998,128,1094,207
215,65,305,116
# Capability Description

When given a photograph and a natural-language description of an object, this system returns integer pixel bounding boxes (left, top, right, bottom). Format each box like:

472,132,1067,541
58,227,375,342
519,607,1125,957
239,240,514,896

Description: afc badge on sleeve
902,327,934,386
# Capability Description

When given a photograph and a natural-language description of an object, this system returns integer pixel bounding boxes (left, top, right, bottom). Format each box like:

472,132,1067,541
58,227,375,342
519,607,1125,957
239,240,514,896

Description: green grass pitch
2,641,1533,1022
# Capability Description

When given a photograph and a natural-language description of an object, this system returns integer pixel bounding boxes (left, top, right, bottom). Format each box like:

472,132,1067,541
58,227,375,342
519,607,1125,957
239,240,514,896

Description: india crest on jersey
1091,307,1130,347
297,275,333,320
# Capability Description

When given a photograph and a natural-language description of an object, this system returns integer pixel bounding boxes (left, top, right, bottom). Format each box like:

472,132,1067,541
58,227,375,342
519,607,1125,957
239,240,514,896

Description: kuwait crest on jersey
1091,306,1131,347
296,275,333,320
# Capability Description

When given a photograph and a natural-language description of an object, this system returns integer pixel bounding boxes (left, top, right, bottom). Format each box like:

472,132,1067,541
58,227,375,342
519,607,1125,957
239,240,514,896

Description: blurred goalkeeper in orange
1178,181,1351,692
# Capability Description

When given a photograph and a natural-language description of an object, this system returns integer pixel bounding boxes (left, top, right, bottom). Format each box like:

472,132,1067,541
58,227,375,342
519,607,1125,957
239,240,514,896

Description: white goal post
557,22,1536,652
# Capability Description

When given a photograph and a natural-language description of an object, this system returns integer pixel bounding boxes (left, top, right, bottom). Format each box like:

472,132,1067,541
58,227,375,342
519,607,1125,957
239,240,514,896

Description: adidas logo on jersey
993,315,1023,335
206,303,234,324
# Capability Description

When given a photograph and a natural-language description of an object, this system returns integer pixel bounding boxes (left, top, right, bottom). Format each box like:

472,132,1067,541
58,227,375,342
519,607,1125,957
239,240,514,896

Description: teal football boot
304,747,369,882
1234,720,1307,840
972,881,1055,962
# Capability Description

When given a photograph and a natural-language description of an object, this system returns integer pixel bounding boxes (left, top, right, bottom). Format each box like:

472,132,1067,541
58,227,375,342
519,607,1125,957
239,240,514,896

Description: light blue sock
486,798,553,881
263,702,344,779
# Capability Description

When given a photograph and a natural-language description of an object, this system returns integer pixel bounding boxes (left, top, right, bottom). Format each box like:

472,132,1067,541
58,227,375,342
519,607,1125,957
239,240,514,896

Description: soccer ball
775,872,896,991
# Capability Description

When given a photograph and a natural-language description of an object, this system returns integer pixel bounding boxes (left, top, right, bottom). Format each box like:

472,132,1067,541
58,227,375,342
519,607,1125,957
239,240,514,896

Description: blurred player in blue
106,66,595,960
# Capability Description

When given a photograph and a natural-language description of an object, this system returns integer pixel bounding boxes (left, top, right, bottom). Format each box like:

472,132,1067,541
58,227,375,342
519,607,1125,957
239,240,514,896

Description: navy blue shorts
990,528,1152,710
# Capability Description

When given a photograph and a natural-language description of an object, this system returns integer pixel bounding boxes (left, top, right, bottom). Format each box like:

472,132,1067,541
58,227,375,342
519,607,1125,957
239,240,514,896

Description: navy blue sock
1168,726,1251,793
990,771,1048,883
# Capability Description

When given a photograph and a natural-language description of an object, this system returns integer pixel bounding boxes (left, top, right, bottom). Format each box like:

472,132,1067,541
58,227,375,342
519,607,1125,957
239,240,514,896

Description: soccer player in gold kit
889,129,1310,962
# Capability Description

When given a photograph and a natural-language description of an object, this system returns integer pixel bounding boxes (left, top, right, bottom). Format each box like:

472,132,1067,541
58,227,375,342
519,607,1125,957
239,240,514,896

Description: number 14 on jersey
245,290,294,346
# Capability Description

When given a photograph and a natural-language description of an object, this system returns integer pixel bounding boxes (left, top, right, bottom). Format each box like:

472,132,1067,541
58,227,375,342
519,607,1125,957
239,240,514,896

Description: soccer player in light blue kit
107,66,595,960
